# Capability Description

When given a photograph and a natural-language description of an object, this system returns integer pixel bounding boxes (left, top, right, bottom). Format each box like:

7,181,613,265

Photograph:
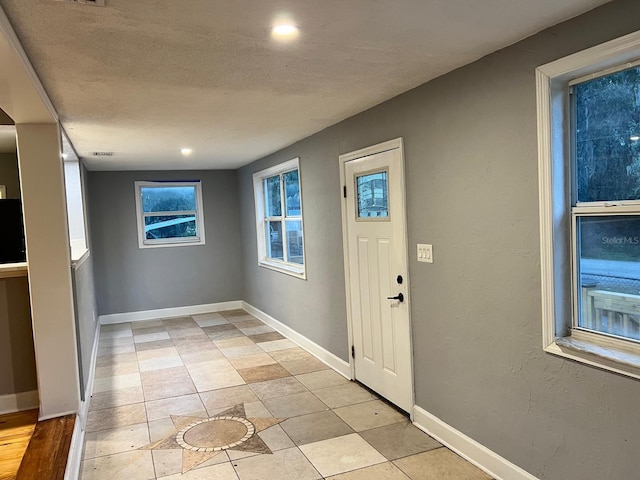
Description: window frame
252,158,306,279
537,30,640,379
134,180,206,249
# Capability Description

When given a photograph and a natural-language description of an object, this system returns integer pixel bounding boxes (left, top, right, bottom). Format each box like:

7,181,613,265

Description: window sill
547,336,640,380
258,260,306,280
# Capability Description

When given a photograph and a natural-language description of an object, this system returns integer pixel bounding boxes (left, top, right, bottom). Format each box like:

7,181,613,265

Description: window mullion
280,173,289,263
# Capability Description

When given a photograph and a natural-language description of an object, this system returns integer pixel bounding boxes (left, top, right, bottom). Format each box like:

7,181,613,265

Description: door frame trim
338,137,415,414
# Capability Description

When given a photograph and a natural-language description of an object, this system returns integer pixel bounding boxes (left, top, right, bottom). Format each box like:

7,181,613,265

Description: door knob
387,293,404,302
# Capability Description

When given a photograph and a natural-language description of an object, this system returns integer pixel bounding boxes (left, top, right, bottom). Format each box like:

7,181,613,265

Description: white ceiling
0,0,611,170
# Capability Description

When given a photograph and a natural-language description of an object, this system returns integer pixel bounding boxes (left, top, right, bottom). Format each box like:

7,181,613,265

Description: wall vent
55,0,106,6
91,151,114,157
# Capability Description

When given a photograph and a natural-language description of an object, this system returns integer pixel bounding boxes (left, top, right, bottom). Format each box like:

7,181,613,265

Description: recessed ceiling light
272,24,298,38
631,135,640,141
181,148,193,156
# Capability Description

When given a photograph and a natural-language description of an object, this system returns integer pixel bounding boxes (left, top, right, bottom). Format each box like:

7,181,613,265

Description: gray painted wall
238,2,640,479
88,170,242,315
0,277,37,396
0,152,20,198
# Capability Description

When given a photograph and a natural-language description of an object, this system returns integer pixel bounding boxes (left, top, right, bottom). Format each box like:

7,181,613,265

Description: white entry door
340,139,413,413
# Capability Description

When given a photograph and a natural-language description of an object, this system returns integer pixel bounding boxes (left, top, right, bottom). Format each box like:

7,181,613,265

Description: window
134,181,205,248
537,31,640,378
253,158,305,278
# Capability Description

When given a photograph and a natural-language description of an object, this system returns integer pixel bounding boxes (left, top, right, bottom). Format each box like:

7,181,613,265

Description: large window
537,31,640,378
253,158,305,278
134,181,205,248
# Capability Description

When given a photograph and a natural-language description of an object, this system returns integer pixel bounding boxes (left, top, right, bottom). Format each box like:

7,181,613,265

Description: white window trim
134,180,206,249
537,30,640,379
252,158,306,279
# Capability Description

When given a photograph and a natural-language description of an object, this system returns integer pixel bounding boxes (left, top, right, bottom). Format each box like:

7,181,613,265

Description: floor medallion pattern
140,403,284,474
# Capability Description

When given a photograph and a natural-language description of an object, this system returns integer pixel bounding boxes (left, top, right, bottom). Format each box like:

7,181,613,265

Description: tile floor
80,309,492,480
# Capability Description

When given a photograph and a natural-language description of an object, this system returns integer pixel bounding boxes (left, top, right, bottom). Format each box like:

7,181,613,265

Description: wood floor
0,410,74,480
0,409,38,480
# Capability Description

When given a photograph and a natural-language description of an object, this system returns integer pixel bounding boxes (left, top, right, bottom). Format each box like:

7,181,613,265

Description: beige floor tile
83,422,150,459
131,319,164,330
249,377,308,400
326,462,411,480
92,372,142,393
258,424,295,451
300,433,387,477
220,344,265,359
281,410,353,446
268,347,313,363
228,353,277,370
334,400,407,432
101,323,132,334
263,391,329,418
79,449,155,480
141,366,196,401
135,339,175,352
239,325,276,336
207,329,245,341
247,332,285,343
194,316,230,327
99,336,134,347
85,402,147,433
145,393,207,421
393,449,492,480
295,370,349,391
158,461,239,479
180,348,225,365
95,352,138,368
199,385,259,412
238,363,291,383
163,316,197,326
214,336,255,349
224,313,256,323
258,338,298,352
138,354,184,373
168,327,205,339
232,319,264,328
203,323,239,334
136,346,180,361
172,335,217,353
131,325,167,336
232,447,320,480
280,357,329,375
313,382,376,409
97,343,136,356
244,400,273,418
148,417,178,442
186,360,246,392
133,331,170,344
360,422,441,460
89,386,145,411
94,361,139,379
152,449,183,478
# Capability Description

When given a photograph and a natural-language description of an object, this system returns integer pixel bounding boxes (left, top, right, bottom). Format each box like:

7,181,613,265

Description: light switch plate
417,244,433,263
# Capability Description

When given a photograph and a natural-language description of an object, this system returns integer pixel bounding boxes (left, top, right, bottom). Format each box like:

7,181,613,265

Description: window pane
575,67,640,202
357,171,388,218
145,215,197,240
264,176,281,217
284,170,301,216
285,220,304,264
141,186,196,212
266,220,283,260
577,215,640,341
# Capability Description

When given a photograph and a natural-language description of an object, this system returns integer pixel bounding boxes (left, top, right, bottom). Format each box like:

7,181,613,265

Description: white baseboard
412,406,539,480
64,415,84,480
242,302,351,378
99,300,243,325
0,390,39,415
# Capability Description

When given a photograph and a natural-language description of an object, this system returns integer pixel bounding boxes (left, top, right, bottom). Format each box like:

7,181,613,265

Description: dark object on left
0,198,26,263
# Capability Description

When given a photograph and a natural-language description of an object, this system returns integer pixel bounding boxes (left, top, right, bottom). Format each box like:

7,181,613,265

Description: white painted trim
413,406,539,480
99,300,243,325
242,302,351,378
0,390,39,415
63,416,84,480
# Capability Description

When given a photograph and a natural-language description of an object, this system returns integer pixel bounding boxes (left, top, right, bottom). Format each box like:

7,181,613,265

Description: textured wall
0,277,36,396
88,170,242,315
0,152,20,198
238,1,640,479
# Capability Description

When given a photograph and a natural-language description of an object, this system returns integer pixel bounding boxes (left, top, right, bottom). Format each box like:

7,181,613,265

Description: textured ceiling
0,0,611,170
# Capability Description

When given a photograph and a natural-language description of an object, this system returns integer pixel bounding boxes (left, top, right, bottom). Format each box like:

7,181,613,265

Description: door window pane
286,220,304,264
577,215,640,341
264,176,281,217
266,220,283,260
357,171,389,218
575,67,640,203
141,186,196,212
145,215,197,240
284,170,301,216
